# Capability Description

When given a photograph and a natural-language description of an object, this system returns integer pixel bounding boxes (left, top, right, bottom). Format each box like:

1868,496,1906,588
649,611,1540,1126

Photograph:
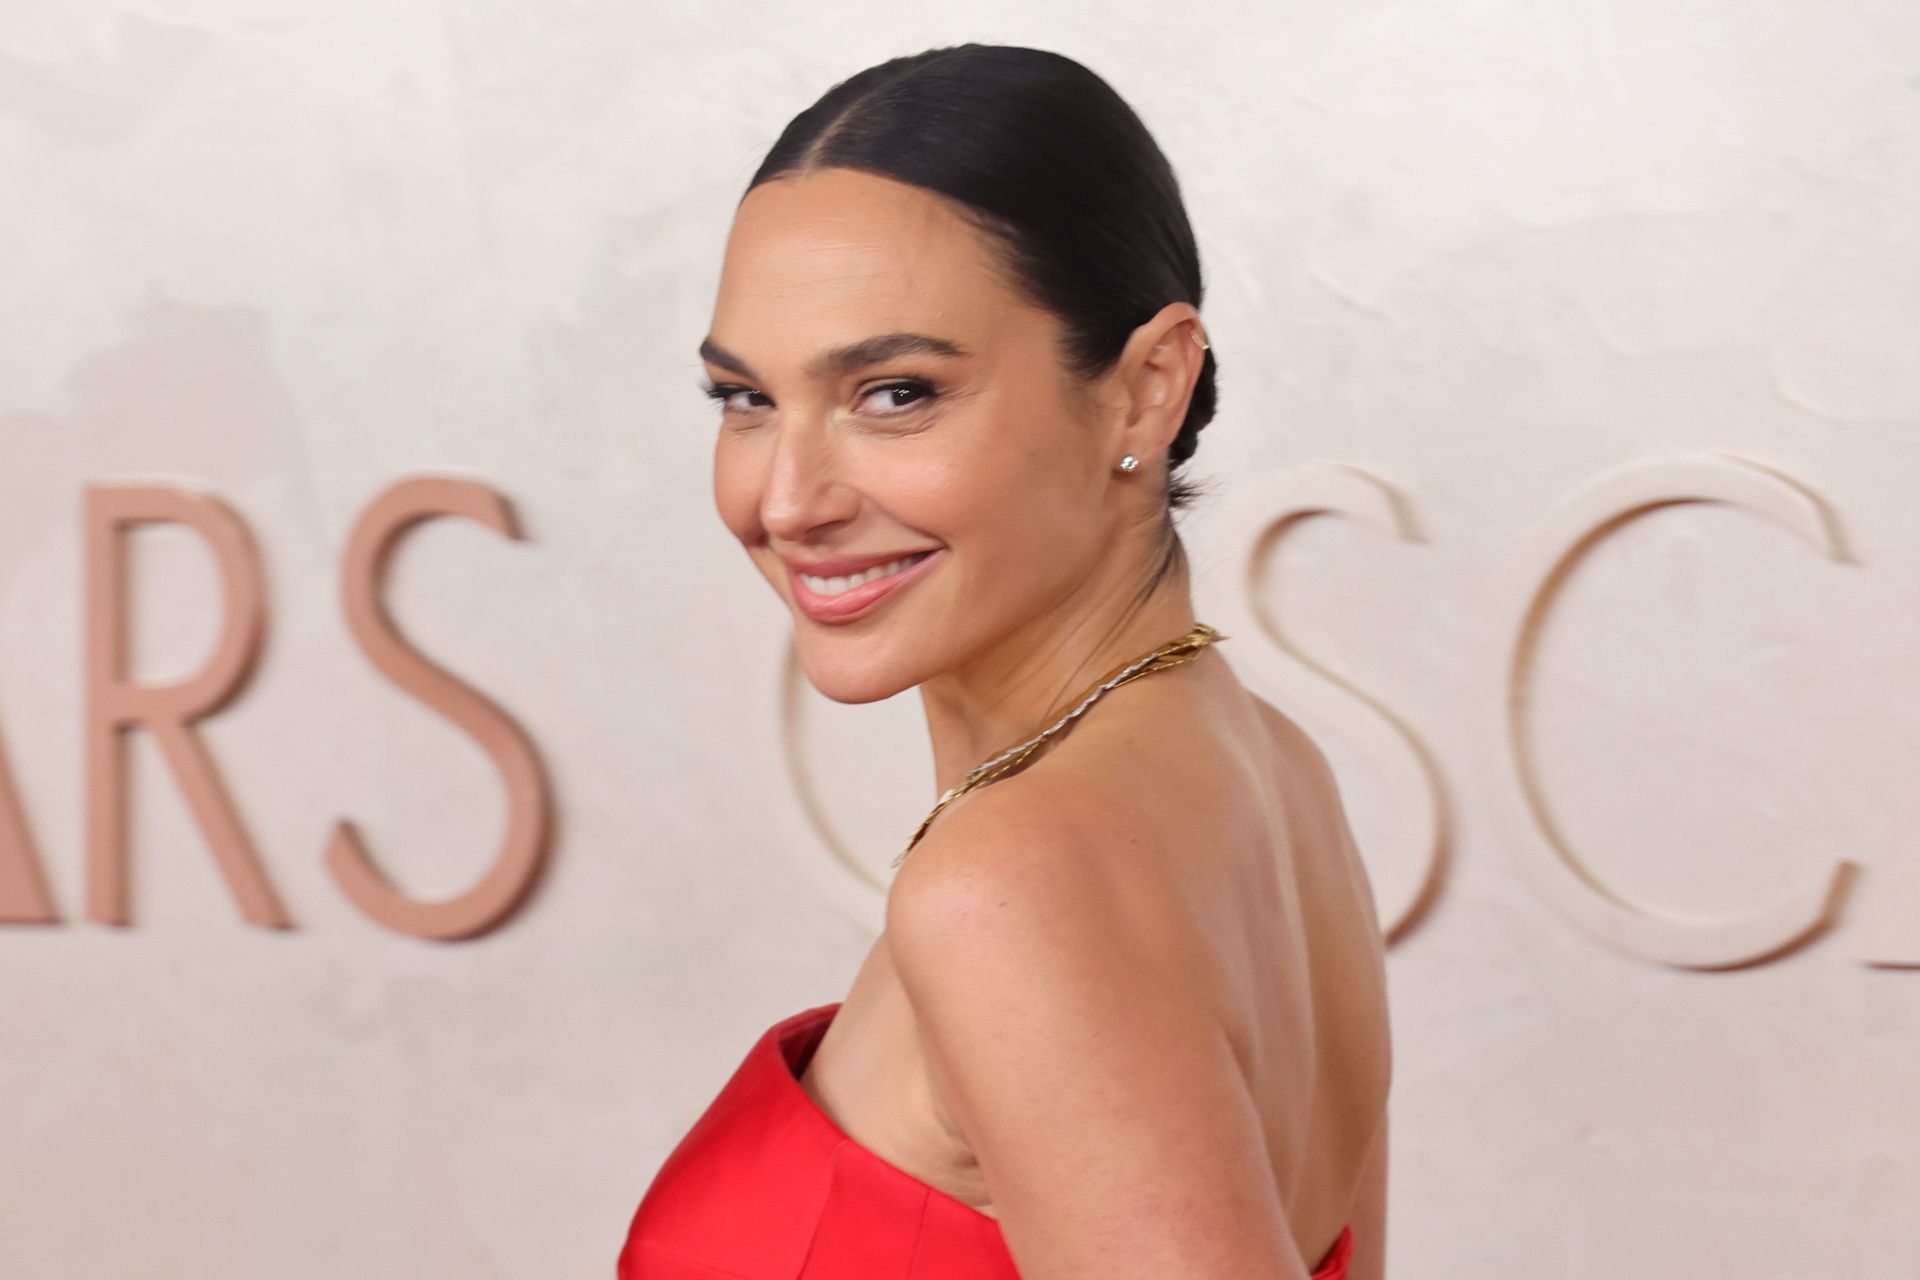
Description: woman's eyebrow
697,332,971,382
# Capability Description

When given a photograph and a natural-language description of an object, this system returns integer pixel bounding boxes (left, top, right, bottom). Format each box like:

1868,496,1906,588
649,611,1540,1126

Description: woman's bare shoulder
881,768,1313,1277
891,759,1144,909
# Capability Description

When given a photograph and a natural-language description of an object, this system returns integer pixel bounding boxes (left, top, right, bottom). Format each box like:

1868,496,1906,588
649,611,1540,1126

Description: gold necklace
892,622,1226,868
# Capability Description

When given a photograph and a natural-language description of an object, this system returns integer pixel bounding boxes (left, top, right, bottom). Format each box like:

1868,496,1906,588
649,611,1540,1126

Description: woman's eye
859,379,938,416
699,381,767,415
698,377,937,421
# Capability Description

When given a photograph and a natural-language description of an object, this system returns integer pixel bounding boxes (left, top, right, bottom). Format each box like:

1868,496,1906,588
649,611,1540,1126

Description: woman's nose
759,416,858,544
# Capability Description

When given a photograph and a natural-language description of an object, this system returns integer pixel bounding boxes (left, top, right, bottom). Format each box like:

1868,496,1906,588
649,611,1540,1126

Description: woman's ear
1112,302,1206,464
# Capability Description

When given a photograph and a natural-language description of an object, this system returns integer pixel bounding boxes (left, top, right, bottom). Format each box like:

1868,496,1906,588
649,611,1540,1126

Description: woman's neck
915,550,1202,798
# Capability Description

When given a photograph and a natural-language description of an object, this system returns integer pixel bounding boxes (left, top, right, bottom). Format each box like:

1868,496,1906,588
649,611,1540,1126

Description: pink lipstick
786,548,943,624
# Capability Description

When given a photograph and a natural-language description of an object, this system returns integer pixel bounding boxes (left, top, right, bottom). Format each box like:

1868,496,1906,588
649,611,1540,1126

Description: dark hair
742,43,1218,595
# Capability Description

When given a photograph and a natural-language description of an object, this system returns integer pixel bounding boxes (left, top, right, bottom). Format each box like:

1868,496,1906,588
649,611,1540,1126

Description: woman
620,43,1391,1280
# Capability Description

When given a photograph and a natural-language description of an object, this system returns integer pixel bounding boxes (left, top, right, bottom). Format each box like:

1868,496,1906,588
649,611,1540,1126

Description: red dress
619,1001,1356,1279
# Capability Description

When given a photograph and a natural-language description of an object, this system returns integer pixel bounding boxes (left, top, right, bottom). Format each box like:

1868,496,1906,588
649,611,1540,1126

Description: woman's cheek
711,438,761,544
889,428,1012,529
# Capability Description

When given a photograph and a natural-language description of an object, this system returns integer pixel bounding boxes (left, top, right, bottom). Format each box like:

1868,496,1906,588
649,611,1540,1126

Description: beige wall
3,2,1917,1275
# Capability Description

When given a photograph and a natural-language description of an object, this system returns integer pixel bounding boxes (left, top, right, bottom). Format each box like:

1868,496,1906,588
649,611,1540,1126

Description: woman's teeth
799,551,932,597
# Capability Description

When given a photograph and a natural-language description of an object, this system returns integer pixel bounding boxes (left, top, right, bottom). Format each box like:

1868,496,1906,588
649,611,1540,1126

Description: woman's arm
1345,1111,1388,1280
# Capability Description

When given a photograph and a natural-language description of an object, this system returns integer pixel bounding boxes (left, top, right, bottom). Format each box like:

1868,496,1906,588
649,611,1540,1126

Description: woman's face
703,167,1145,704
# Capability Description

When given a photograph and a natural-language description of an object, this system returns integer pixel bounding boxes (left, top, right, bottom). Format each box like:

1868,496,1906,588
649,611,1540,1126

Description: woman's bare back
799,655,1391,1275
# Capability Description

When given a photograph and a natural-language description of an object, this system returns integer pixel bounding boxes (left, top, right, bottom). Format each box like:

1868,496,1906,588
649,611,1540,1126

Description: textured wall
3,3,1918,1276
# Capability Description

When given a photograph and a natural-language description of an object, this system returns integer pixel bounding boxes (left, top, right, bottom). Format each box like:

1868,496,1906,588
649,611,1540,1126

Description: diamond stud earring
1118,454,1139,472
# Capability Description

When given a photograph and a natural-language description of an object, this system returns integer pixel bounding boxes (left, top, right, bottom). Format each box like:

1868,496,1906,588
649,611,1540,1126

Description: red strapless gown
619,1001,1355,1279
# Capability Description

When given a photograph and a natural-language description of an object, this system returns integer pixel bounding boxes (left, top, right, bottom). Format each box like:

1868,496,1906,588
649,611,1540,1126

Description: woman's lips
789,549,943,624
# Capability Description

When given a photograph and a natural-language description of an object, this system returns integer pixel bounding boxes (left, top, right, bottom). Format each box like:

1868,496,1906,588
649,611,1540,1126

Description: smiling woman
620,41,1388,1280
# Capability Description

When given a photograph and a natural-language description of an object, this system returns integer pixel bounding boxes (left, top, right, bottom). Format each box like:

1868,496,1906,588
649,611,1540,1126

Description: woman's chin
794,648,920,707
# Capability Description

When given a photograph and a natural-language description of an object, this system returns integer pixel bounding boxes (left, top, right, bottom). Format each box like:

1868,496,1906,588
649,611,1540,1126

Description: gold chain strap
892,622,1226,868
